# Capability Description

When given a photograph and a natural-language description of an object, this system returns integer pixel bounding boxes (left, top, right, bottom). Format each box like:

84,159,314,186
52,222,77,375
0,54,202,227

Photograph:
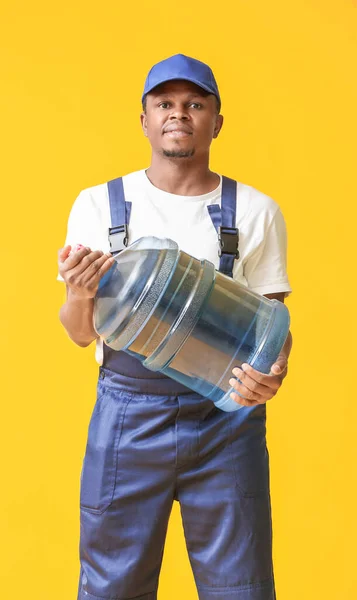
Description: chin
162,146,195,158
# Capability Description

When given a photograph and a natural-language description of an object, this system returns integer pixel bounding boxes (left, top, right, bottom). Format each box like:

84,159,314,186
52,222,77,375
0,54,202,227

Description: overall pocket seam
80,391,132,515
226,412,269,498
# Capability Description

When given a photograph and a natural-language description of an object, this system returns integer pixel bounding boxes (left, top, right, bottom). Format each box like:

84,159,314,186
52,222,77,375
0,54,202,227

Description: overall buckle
108,224,128,255
218,226,239,259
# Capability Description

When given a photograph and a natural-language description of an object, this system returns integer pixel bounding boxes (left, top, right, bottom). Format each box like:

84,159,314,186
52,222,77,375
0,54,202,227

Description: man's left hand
229,356,288,407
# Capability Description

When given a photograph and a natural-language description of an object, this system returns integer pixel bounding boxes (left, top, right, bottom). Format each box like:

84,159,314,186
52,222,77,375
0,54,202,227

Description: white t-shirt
58,169,292,364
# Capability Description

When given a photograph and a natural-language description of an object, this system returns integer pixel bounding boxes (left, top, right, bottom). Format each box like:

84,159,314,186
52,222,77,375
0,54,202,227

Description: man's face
141,80,223,159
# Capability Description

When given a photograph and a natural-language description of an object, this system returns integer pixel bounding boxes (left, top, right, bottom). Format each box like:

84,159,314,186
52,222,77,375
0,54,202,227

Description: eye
189,102,202,109
158,101,170,109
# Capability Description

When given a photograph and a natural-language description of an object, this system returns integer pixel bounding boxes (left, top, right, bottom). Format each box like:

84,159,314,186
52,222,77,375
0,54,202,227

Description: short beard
163,149,195,158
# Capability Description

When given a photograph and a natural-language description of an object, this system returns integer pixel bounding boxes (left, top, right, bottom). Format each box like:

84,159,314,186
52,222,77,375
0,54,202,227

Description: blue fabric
221,176,237,230
207,203,221,229
107,177,132,229
142,54,221,107
103,345,193,395
78,369,275,600
207,176,238,278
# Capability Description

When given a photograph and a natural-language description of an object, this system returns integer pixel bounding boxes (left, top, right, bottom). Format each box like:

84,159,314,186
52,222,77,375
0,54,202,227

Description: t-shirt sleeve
244,208,292,296
57,190,101,282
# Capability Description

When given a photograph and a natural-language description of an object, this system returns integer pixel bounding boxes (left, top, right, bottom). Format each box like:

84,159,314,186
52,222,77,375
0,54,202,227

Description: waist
102,347,195,395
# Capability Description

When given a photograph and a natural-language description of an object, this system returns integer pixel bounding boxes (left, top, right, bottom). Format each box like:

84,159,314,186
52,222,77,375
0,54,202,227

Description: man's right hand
58,245,115,299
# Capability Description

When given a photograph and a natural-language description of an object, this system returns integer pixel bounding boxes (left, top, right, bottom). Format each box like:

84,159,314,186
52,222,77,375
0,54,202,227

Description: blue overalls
77,177,276,600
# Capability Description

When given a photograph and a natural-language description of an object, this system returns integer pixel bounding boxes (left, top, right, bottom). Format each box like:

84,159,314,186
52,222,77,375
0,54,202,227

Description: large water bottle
94,237,290,411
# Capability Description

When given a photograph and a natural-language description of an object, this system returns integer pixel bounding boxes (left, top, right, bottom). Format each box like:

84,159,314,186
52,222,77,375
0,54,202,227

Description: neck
146,153,219,196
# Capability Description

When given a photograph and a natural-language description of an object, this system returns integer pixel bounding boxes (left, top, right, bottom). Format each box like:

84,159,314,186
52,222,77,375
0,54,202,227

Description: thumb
270,356,287,376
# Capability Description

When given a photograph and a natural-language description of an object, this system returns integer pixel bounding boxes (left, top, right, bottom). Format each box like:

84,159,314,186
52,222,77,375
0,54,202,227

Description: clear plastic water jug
94,237,290,411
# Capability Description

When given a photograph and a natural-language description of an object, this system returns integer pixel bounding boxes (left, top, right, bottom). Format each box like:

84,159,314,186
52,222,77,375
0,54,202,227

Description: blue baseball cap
142,54,221,108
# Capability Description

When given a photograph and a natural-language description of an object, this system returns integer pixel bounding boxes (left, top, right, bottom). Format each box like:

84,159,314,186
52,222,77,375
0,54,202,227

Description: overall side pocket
227,404,270,498
80,385,131,514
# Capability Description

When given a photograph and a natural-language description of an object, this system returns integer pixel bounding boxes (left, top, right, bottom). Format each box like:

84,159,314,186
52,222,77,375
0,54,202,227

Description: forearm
59,288,98,347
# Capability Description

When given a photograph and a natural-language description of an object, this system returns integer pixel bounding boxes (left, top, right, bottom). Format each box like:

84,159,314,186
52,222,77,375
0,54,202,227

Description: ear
213,114,224,139
140,112,148,137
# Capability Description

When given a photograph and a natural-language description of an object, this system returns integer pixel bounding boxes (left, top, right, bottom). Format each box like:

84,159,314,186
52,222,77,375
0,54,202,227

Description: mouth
163,123,193,138
164,130,192,139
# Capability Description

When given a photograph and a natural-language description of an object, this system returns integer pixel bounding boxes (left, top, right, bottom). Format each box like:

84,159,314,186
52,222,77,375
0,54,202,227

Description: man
58,54,292,600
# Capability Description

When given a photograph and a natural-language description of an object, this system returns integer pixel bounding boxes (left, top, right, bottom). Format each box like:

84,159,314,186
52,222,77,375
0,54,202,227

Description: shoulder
230,179,287,244
236,181,281,220
76,169,145,210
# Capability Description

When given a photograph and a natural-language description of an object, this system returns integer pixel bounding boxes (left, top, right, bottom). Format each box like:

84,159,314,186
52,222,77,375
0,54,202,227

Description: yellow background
1,1,356,598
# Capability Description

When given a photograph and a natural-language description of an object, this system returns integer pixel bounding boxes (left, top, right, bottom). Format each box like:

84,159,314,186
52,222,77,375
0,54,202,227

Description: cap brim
142,76,219,103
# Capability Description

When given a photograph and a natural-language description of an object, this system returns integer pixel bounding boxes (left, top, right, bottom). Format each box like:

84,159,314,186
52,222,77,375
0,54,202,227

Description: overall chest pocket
80,385,132,514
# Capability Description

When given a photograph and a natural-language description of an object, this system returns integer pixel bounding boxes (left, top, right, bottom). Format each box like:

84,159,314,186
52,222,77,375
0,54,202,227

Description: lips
163,123,192,135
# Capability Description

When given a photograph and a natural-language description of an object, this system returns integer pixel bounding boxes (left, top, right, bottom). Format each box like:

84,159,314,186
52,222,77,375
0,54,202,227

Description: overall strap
207,176,239,278
107,177,132,255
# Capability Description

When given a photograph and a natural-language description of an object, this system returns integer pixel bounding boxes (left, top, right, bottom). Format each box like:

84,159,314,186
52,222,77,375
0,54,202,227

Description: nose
169,105,189,120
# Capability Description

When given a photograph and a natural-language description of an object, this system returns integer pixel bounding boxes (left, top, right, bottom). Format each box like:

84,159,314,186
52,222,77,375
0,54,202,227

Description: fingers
270,357,288,377
70,243,85,255
58,244,115,298
235,364,282,392
65,247,95,273
229,392,260,408
98,255,116,277
65,251,111,285
229,371,270,401
80,252,115,284
58,245,91,272
58,245,72,263
228,375,269,405
70,253,114,294
228,363,282,407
